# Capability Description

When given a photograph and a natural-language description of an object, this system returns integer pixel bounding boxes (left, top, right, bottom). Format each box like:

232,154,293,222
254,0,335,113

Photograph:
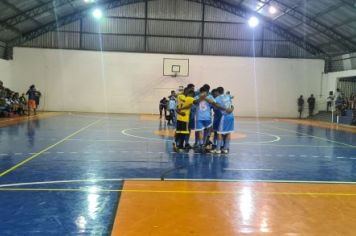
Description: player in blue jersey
211,87,234,154
194,85,215,153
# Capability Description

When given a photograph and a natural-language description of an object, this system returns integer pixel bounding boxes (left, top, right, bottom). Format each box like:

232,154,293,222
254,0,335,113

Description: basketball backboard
163,58,189,77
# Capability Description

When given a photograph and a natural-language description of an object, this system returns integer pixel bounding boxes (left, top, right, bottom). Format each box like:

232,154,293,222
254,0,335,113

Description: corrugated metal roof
147,0,202,20
147,20,201,37
82,18,145,34
147,37,201,54
0,0,355,59
23,31,80,49
82,34,145,51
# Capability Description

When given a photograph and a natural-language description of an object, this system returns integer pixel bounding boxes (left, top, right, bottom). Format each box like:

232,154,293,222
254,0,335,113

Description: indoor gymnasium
0,0,356,235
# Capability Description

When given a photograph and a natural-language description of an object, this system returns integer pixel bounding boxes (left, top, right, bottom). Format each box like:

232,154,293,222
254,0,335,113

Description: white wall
10,47,325,117
0,58,12,87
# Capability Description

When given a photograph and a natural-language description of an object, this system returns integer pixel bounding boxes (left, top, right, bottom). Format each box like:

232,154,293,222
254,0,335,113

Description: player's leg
212,133,223,154
222,134,231,154
194,119,205,152
221,115,234,154
194,131,199,148
27,100,31,116
173,120,182,152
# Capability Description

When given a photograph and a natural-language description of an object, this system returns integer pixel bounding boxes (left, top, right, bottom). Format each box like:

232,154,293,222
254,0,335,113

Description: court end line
0,119,102,177
1,188,356,197
224,168,273,172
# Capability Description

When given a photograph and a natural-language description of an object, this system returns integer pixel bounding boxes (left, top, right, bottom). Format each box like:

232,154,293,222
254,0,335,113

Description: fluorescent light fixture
248,16,259,28
92,8,103,19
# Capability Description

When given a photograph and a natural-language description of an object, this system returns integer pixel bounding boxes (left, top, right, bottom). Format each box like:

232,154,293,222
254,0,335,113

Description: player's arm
206,98,234,113
178,98,197,110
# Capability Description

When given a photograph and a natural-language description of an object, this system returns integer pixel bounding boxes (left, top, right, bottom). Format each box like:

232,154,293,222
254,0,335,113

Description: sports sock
224,136,230,150
216,139,223,150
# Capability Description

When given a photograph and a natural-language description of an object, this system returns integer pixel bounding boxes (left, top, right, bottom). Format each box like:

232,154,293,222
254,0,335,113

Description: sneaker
204,144,212,150
172,143,179,152
185,144,193,150
221,149,229,154
194,145,205,154
209,149,216,154
211,149,221,155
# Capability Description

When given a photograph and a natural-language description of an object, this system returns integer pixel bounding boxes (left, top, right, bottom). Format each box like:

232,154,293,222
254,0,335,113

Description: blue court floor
0,113,355,234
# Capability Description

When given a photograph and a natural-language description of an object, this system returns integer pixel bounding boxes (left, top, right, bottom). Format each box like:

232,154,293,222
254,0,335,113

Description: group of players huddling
166,83,235,155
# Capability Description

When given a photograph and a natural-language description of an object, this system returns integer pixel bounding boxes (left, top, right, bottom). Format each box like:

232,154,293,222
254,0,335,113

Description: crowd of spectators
0,80,41,117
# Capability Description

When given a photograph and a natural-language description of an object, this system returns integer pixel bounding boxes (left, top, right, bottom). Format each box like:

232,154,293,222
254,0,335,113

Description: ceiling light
248,16,259,28
268,6,277,14
92,8,103,19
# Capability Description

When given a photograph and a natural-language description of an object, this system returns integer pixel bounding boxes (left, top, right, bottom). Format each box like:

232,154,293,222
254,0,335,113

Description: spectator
159,97,167,119
167,96,177,125
26,85,38,116
0,80,6,98
335,88,341,98
335,95,346,116
326,91,334,112
0,81,6,115
34,90,42,109
350,94,356,110
19,93,27,114
297,95,304,119
168,90,176,100
0,81,25,117
307,94,316,117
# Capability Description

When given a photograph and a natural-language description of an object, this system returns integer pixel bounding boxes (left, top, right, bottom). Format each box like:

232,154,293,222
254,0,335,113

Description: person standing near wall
327,91,334,112
159,97,167,119
0,81,5,95
34,90,42,111
167,96,177,125
307,94,316,117
26,85,37,116
297,95,304,119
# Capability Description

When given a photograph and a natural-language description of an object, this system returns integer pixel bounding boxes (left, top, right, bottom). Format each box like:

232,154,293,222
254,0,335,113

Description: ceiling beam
7,0,151,47
197,0,324,55
339,0,356,8
0,0,42,27
0,19,22,35
272,0,355,51
0,0,78,32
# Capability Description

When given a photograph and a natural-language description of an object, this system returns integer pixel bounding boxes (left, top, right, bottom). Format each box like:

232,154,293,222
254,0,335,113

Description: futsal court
0,112,354,235
1,0,356,235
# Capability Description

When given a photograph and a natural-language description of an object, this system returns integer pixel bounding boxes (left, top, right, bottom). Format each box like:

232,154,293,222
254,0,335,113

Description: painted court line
0,119,102,177
0,187,356,197
2,178,356,189
224,168,273,172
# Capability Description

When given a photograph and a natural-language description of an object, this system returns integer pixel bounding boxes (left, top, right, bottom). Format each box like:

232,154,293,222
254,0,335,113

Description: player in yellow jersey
173,87,195,152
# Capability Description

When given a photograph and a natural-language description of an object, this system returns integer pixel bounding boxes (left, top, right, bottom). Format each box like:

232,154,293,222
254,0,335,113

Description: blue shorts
217,115,234,134
213,115,221,132
195,120,212,131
